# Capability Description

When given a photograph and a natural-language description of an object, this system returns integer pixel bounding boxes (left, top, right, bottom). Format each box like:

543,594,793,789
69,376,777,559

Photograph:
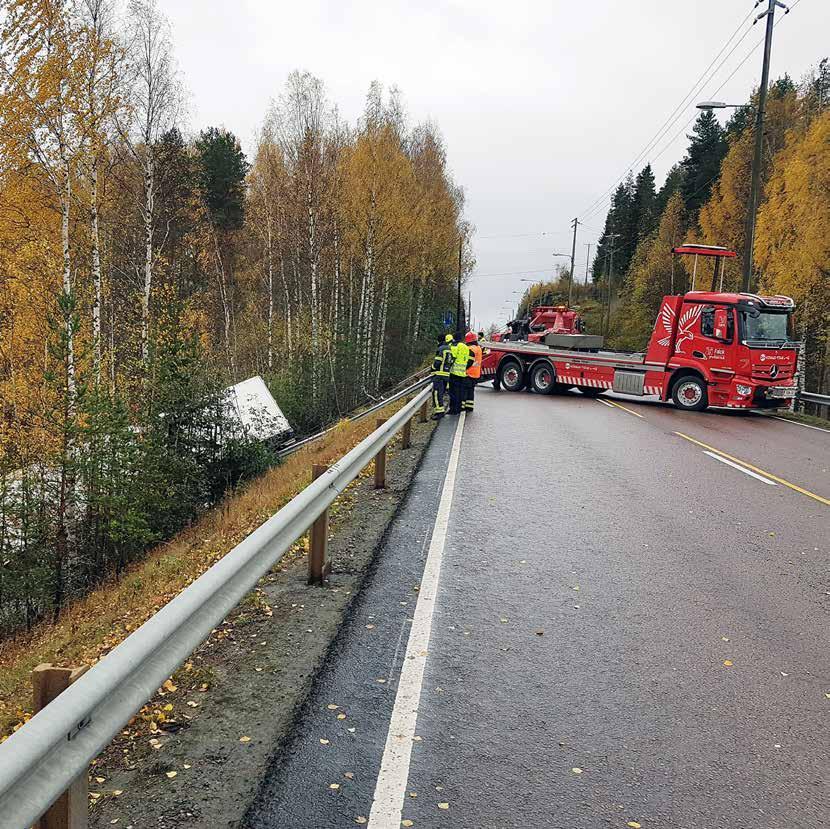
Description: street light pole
744,0,787,292
456,236,463,333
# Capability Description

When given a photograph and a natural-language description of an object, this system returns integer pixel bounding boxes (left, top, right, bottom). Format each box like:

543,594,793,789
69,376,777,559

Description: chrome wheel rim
678,381,702,407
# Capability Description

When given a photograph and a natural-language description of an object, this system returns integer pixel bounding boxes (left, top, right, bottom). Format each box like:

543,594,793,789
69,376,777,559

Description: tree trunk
266,225,274,372
141,146,154,370
61,158,76,413
90,156,103,385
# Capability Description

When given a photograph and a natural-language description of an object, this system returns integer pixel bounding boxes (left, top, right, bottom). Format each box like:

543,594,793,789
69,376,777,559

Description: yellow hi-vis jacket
450,342,472,377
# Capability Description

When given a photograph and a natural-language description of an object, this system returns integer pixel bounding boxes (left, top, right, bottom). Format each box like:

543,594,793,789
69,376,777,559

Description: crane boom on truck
482,247,799,413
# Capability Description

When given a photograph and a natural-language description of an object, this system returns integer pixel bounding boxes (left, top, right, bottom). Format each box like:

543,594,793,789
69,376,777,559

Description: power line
581,0,799,225
577,6,756,221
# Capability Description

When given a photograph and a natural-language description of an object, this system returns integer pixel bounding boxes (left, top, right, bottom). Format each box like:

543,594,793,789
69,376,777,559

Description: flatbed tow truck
482,246,800,413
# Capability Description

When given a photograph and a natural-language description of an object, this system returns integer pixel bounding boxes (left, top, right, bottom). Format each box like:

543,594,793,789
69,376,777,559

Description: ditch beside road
86,413,436,829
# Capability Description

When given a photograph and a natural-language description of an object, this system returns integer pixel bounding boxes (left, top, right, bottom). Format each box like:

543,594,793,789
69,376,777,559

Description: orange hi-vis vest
468,343,482,379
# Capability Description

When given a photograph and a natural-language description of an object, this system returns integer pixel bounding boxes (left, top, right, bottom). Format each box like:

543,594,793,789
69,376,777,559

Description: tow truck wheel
498,360,525,392
529,362,556,395
672,376,708,412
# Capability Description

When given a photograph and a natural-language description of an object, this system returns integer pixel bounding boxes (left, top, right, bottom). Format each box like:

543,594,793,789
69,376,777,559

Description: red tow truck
483,288,800,413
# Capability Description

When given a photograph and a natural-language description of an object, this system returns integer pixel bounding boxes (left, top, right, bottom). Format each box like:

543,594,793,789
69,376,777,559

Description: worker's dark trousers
449,375,464,414
462,378,476,412
431,375,448,415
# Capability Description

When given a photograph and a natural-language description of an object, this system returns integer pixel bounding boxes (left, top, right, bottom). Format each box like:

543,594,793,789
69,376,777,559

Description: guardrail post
32,664,89,829
418,399,428,423
374,419,387,489
308,464,331,585
401,415,412,449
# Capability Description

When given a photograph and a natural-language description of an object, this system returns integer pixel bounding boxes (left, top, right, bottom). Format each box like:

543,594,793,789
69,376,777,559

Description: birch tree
122,0,179,371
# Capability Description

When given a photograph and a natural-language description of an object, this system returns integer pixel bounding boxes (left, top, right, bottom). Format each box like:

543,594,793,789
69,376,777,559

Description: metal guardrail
276,371,431,460
798,390,830,407
0,385,432,829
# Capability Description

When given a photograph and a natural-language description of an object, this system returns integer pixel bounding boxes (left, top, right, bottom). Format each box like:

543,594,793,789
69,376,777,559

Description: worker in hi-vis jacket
449,333,473,415
464,331,482,413
431,333,454,420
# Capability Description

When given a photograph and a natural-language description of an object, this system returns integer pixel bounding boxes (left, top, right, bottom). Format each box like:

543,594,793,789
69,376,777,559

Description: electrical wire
577,6,756,221
581,0,800,225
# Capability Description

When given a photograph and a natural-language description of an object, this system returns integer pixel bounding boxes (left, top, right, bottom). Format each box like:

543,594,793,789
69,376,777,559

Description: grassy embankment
0,396,418,739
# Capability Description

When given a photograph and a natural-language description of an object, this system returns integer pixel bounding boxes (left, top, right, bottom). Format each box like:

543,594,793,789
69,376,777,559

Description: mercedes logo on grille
770,364,779,378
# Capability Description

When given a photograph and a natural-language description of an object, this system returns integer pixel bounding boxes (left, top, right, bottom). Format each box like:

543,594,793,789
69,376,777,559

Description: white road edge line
703,450,777,486
770,415,830,434
595,398,615,408
368,413,466,828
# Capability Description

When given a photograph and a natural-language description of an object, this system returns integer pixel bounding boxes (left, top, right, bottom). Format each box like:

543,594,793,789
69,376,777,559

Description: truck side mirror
713,308,729,341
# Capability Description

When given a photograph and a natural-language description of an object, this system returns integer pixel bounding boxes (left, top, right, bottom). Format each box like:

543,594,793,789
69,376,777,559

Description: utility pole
743,0,788,292
568,217,579,307
584,242,592,286
456,236,463,334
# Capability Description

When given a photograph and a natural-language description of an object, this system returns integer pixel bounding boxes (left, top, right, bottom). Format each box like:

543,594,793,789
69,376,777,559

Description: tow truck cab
646,291,798,409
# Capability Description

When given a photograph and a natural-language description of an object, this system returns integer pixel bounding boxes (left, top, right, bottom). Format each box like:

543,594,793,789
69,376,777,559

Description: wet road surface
244,386,829,829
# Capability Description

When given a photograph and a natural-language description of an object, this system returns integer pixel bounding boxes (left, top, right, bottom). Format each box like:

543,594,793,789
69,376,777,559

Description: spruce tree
680,111,727,218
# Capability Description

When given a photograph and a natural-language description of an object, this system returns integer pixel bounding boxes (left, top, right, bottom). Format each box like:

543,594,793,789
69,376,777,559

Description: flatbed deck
483,340,660,371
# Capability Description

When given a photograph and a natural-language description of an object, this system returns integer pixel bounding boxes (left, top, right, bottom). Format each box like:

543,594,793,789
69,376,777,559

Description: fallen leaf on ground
571,767,583,774
165,771,177,779
627,822,642,828
337,713,347,720
95,777,105,784
320,738,330,745
438,802,449,810
327,704,339,710
355,817,367,825
344,772,354,779
402,821,414,827
162,680,177,693
112,790,123,796
329,783,340,790
183,764,191,770
239,736,251,743
723,660,733,667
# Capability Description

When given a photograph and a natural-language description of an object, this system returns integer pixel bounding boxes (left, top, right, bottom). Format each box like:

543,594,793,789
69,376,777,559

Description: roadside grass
0,396,415,740
761,408,830,429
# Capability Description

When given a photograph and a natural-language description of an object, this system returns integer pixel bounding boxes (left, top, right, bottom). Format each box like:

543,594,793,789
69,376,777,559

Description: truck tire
529,361,556,395
498,360,525,392
672,376,708,411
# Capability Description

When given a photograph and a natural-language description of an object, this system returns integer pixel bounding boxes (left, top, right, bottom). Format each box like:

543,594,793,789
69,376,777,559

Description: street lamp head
696,100,728,110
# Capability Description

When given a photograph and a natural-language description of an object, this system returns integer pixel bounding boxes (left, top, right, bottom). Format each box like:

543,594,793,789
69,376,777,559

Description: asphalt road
244,386,829,829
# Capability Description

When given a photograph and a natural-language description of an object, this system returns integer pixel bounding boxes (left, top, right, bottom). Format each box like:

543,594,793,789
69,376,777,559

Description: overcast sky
166,0,828,328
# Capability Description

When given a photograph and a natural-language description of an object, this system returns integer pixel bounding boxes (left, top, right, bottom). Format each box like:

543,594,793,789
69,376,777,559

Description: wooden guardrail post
374,419,387,489
401,415,412,449
32,664,89,829
308,464,331,585
418,399,428,423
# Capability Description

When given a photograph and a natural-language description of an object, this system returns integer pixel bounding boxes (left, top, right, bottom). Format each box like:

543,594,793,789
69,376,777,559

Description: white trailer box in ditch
222,376,294,446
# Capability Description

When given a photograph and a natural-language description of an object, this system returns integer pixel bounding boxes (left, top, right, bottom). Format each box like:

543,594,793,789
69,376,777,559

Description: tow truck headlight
735,384,753,396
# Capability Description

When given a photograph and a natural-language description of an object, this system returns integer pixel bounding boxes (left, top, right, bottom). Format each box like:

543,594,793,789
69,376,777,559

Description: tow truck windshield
740,309,790,344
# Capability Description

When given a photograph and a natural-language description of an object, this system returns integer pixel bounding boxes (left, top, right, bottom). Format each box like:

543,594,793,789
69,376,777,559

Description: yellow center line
605,399,645,419
674,431,830,507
